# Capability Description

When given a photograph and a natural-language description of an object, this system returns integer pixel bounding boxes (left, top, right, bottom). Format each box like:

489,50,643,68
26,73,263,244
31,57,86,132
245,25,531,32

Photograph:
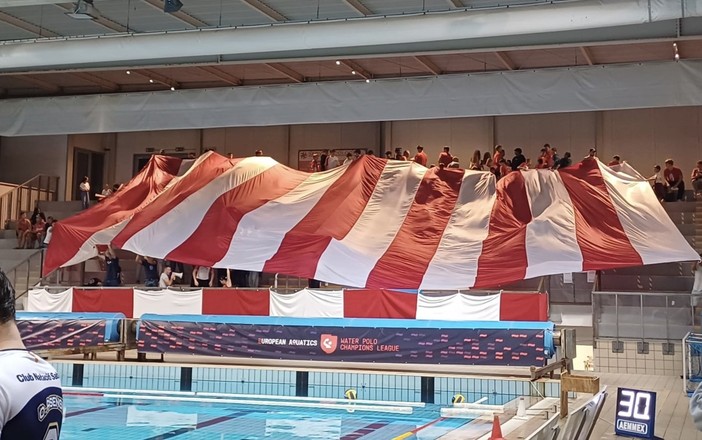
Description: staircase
0,175,60,306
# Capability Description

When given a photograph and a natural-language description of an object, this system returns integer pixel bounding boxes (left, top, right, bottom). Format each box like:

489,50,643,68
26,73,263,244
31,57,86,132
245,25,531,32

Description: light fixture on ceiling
66,0,100,20
126,70,131,75
674,42,680,61
149,79,154,83
351,70,356,75
170,86,176,91
164,0,183,13
335,60,341,65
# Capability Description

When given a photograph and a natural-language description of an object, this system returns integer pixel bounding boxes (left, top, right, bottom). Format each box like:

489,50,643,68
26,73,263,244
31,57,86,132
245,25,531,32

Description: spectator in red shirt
664,159,685,201
414,146,428,166
438,146,453,167
692,160,702,199
608,155,621,166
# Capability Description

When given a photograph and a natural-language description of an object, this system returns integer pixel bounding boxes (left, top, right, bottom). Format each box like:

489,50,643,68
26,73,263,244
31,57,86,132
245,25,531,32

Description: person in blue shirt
136,255,159,287
103,245,121,287
0,268,64,439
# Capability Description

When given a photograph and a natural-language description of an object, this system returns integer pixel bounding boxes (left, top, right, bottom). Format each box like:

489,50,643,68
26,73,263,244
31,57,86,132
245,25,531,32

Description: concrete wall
0,135,68,199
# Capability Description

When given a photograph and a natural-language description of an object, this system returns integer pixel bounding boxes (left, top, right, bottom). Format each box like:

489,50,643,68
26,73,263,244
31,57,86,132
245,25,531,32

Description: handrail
6,250,44,308
0,174,59,231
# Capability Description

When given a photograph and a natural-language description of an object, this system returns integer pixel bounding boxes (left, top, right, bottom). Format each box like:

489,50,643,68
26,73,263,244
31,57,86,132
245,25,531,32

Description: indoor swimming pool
62,393,471,439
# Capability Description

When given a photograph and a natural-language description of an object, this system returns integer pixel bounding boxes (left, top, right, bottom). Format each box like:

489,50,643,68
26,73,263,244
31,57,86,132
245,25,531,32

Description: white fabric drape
416,292,501,321
3,61,702,136
132,289,203,318
269,289,344,318
26,288,73,313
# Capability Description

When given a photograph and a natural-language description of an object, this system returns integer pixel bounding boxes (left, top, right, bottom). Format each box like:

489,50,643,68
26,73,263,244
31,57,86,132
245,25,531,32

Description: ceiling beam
448,0,464,7
198,66,242,86
342,0,373,16
266,63,304,83
133,69,181,88
16,75,61,93
141,0,209,28
55,3,127,32
71,72,121,92
414,55,442,75
494,51,516,70
580,46,596,65
0,11,59,37
339,59,372,80
241,0,287,22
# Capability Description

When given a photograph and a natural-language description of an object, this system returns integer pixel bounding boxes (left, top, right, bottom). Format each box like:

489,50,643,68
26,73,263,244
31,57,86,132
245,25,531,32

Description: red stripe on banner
72,288,135,318
44,155,182,275
558,160,642,269
343,289,418,319
365,168,464,289
473,172,532,289
499,292,549,321
165,165,308,266
112,153,234,249
263,157,385,278
201,289,270,315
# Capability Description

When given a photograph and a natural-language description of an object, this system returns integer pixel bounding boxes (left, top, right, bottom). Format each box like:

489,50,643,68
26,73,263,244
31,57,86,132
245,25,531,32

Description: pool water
62,395,471,439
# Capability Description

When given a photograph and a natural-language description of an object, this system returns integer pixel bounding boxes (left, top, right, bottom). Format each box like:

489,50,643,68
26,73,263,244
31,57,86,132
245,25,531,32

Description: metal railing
592,291,701,341
8,250,45,310
1,174,60,230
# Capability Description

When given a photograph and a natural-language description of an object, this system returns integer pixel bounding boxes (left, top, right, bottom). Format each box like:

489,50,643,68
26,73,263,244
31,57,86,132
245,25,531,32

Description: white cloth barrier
27,288,73,313
132,289,203,318
416,292,501,321
269,289,345,318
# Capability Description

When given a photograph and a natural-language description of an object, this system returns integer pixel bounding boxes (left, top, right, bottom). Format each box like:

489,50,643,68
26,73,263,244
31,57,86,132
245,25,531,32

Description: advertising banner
138,320,548,366
18,319,108,351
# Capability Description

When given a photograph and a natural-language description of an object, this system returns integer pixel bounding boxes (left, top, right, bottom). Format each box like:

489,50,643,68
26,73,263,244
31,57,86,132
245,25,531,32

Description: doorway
73,149,105,202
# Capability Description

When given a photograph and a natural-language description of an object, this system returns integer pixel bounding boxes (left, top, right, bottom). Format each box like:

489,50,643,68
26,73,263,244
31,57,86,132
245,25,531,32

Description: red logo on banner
320,334,338,354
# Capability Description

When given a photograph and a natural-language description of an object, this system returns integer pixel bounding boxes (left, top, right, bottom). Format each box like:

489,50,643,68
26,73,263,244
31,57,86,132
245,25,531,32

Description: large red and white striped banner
46,152,698,289
26,288,548,321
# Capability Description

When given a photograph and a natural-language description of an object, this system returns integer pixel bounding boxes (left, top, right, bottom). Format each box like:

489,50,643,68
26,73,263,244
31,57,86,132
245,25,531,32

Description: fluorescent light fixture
164,0,183,13
66,0,100,20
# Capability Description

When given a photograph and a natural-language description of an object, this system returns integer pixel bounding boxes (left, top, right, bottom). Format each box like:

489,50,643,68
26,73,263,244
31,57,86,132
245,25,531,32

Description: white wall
203,126,289,165
288,122,380,167
0,135,68,199
495,112,598,160
600,107,702,178
390,117,493,166
114,129,202,184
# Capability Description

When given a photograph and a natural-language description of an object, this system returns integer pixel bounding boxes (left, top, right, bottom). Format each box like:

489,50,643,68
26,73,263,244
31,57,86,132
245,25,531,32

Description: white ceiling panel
180,0,268,27
267,0,360,21
102,0,195,33
0,25,38,41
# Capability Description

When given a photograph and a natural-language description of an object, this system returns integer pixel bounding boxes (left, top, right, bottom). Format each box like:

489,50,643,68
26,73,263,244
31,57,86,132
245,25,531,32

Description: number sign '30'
614,388,657,439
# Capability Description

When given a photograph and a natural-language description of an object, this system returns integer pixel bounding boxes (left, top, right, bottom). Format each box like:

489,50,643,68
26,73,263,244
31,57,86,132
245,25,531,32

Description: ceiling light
335,60,341,65
164,0,183,13
675,53,680,60
126,70,131,75
351,70,356,75
170,86,176,91
149,79,154,83
66,0,100,20
365,79,370,83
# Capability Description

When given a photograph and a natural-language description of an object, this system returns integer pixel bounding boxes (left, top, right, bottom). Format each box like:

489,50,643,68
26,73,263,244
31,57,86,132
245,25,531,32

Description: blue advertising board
614,387,656,438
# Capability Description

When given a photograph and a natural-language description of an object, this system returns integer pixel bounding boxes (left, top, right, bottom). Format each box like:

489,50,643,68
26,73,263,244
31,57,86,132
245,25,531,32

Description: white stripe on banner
217,165,348,271
27,288,73,313
522,169,583,278
123,157,277,258
416,292,501,321
420,171,495,289
598,162,699,264
314,161,426,287
269,289,344,318
132,289,203,318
